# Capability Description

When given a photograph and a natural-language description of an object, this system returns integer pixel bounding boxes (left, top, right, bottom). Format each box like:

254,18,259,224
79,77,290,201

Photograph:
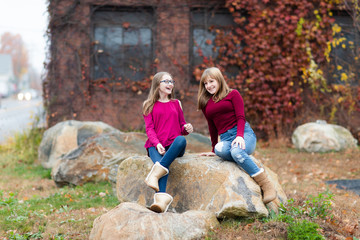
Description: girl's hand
199,152,216,157
231,136,245,149
156,143,166,155
184,123,193,133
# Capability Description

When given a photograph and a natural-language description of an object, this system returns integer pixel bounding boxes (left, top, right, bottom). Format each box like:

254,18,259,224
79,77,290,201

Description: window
92,7,155,82
191,8,235,65
326,11,360,85
190,8,236,80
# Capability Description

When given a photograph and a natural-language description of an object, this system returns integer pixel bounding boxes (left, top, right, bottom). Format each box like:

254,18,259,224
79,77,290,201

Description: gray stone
51,131,147,187
39,120,212,170
89,202,219,240
116,154,287,218
292,121,358,152
38,120,119,169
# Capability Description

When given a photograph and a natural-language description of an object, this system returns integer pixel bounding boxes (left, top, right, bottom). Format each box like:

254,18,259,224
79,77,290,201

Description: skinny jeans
148,136,186,192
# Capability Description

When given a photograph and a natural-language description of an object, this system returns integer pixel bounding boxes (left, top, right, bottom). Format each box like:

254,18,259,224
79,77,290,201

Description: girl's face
203,77,219,95
159,74,174,97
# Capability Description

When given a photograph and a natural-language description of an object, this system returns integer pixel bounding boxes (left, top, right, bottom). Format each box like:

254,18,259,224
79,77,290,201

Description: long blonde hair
197,67,230,110
143,72,175,115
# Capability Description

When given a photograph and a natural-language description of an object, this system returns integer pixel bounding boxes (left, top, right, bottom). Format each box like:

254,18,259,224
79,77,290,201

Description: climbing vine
44,0,359,140
193,0,359,139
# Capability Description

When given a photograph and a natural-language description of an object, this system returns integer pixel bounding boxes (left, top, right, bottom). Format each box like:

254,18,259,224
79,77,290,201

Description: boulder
44,120,212,187
39,120,211,170
184,132,212,153
292,121,358,152
38,120,119,168
51,131,147,187
116,154,287,218
89,202,219,240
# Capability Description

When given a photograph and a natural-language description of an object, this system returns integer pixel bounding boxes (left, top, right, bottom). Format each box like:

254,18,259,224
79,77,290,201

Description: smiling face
159,73,174,98
203,77,219,95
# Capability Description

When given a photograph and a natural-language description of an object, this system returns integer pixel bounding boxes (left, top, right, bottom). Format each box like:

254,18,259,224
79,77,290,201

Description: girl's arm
230,90,246,149
177,100,190,135
202,108,218,152
231,90,246,138
143,113,160,147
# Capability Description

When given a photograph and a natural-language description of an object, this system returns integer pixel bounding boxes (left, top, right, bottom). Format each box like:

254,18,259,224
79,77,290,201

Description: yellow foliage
337,65,343,70
341,73,348,81
332,24,341,35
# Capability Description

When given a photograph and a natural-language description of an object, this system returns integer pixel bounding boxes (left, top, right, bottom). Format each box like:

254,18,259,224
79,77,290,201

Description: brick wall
46,0,223,135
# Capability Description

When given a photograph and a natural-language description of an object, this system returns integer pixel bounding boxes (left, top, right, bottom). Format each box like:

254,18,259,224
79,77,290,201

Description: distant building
0,54,15,98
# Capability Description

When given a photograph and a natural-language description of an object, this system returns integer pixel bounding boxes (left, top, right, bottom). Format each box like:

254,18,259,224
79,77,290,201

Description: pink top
202,89,246,152
144,99,188,149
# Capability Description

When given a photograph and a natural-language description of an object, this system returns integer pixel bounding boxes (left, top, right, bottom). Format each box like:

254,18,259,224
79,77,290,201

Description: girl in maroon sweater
143,72,193,213
197,67,276,204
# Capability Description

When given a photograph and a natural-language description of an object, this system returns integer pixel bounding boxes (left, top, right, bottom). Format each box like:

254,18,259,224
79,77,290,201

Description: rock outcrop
292,121,358,152
51,131,147,187
116,154,287,218
89,202,219,240
45,121,212,186
38,120,119,168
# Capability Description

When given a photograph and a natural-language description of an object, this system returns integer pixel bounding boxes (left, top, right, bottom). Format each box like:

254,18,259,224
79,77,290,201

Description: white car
17,89,39,101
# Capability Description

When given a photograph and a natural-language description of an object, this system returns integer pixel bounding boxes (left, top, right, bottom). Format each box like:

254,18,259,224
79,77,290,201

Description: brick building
45,0,233,134
45,0,360,139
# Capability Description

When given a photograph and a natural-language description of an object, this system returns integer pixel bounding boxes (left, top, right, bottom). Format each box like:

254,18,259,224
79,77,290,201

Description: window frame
91,6,156,83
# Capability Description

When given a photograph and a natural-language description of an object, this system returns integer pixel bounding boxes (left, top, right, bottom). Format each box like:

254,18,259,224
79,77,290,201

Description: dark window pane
190,8,237,80
92,7,154,82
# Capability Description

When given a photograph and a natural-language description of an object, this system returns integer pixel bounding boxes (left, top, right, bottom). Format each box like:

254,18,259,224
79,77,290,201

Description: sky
0,0,48,74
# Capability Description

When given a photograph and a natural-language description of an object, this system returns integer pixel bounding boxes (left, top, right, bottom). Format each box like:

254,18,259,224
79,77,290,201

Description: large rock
38,120,119,168
292,121,358,152
89,202,219,240
185,132,212,153
39,120,211,170
116,154,287,218
51,131,147,187
43,120,212,186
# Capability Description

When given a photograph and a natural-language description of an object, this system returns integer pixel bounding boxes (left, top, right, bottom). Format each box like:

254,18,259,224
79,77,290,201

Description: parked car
17,89,39,101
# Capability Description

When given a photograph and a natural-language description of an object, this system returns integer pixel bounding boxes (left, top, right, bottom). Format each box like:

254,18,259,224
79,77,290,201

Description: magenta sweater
202,89,246,152
143,99,188,149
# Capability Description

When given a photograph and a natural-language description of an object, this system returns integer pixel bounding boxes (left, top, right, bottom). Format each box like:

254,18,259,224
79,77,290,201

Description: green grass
0,127,119,239
0,182,119,234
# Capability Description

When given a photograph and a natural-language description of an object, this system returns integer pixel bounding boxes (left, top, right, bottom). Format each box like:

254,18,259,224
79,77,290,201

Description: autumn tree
0,32,29,83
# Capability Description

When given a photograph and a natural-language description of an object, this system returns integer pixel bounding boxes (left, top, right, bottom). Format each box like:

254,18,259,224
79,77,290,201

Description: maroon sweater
202,89,246,152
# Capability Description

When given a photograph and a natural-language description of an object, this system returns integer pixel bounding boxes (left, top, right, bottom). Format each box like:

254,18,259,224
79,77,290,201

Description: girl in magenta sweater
197,67,276,204
143,71,193,213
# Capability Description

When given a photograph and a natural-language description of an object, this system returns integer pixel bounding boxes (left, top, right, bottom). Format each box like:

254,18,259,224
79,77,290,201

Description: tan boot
145,162,169,192
150,193,173,213
253,169,277,204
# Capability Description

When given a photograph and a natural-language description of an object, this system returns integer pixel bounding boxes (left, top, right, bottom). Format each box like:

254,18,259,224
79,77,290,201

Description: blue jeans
148,136,186,192
214,122,261,177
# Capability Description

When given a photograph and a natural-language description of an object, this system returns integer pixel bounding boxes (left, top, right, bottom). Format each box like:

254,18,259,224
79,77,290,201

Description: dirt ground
210,139,360,239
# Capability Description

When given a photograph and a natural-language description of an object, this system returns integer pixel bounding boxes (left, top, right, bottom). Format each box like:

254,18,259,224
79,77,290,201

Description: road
0,96,45,144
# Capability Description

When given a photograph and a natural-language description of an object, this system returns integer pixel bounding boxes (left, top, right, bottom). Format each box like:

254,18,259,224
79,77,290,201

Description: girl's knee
214,142,225,153
174,136,186,147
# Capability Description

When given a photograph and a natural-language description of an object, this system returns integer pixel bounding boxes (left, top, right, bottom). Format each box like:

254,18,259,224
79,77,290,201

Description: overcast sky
0,0,48,74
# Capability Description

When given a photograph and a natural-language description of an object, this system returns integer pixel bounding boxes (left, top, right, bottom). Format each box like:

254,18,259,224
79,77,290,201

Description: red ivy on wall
194,0,335,138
